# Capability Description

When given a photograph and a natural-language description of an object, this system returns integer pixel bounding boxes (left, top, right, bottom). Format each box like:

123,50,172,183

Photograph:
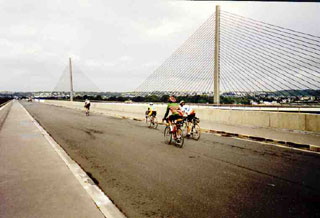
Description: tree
145,95,160,102
95,95,102,101
160,95,169,102
221,96,235,104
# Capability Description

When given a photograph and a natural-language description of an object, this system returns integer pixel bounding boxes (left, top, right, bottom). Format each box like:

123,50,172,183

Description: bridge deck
19,101,320,217
1,101,320,217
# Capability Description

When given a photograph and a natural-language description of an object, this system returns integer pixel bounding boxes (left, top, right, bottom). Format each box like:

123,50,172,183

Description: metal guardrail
92,101,320,114
203,105,320,113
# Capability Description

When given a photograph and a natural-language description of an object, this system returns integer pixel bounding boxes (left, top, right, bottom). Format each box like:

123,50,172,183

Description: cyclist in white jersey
179,101,196,137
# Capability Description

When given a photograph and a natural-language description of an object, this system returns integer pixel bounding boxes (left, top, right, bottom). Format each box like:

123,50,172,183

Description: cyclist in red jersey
162,96,183,132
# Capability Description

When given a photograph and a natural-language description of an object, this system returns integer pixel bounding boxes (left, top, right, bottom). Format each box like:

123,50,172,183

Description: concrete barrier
270,112,306,131
41,100,320,133
0,100,13,129
306,114,320,132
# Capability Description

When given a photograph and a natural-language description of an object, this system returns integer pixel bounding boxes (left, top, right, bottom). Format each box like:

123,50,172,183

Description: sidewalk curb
116,114,320,154
205,129,319,153
20,102,126,218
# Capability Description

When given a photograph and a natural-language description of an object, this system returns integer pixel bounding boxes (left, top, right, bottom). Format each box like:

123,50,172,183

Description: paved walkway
200,120,320,147
0,101,106,218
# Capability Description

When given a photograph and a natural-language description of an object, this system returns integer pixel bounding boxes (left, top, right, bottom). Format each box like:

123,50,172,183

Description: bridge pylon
69,57,74,101
214,5,220,105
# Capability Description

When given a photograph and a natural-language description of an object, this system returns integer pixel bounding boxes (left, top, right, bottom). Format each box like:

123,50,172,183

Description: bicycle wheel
164,126,172,144
146,116,151,127
182,122,188,137
152,117,158,129
175,129,184,148
192,124,201,141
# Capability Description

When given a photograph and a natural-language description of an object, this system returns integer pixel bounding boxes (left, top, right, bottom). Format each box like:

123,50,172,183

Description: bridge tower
69,57,74,101
214,5,220,105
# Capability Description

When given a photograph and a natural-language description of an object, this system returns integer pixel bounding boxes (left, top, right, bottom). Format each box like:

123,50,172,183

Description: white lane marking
19,102,126,218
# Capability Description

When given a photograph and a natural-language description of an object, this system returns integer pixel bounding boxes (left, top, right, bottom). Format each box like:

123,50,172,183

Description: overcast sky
0,0,319,92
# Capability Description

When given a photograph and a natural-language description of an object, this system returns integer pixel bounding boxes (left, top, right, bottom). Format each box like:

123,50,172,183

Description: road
22,101,320,218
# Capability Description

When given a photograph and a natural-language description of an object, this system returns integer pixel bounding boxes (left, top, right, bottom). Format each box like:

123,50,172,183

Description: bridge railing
40,100,320,133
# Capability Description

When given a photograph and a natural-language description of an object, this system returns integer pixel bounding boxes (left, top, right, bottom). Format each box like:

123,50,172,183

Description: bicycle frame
146,114,158,129
164,119,184,147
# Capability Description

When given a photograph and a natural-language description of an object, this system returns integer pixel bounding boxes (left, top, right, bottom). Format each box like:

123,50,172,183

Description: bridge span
1,100,320,218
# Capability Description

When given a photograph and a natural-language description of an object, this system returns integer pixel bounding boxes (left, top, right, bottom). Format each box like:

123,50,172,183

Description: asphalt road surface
22,101,320,218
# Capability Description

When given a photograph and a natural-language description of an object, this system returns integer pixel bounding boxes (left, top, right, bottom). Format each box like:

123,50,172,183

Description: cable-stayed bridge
135,9,320,99
51,7,320,106
2,7,320,218
53,64,100,93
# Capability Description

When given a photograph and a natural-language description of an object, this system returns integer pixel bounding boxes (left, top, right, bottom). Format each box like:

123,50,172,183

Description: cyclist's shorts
151,111,157,117
85,104,90,109
168,114,182,122
187,113,195,122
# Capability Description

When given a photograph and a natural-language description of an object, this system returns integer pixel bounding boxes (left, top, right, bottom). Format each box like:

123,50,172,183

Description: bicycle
183,117,201,140
164,118,184,148
85,107,90,116
146,114,158,129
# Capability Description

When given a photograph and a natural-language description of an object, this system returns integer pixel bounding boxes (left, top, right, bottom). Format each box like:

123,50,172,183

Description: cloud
84,59,116,68
0,0,319,92
9,24,37,37
145,19,184,37
119,56,134,63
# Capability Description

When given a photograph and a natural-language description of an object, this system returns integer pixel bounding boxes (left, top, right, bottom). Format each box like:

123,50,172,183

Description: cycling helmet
168,96,176,103
149,102,153,105
180,100,185,106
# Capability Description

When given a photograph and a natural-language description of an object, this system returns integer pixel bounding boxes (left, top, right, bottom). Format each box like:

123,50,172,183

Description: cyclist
162,96,183,132
146,102,157,117
146,102,157,123
84,99,91,115
179,100,196,137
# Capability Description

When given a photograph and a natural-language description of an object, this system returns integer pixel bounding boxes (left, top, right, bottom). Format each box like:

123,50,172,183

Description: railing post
214,5,220,105
69,57,74,101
